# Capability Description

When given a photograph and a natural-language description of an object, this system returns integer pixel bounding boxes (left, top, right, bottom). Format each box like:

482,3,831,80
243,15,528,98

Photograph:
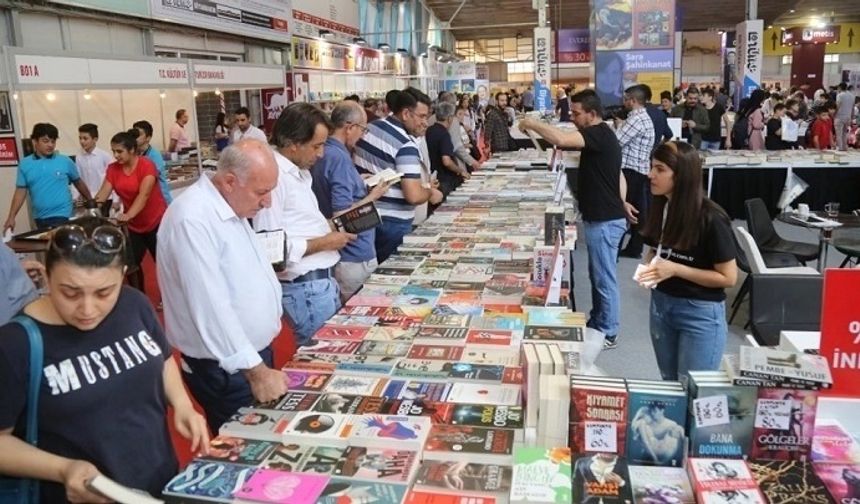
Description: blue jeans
700,140,721,151
375,215,413,263
583,218,626,337
650,288,728,381
282,277,341,346
181,347,274,434
34,216,69,229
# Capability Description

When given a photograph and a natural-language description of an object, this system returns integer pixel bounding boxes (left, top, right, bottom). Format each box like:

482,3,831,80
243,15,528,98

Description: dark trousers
374,215,413,263
620,169,650,256
128,226,158,293
180,346,274,434
34,216,69,229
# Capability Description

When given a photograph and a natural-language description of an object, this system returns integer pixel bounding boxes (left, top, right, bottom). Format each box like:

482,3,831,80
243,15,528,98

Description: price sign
584,421,617,453
693,395,730,428
754,399,793,430
819,269,860,398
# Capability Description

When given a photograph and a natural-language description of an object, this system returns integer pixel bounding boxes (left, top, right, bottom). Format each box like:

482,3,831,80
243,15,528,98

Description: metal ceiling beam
447,0,468,25
360,21,538,36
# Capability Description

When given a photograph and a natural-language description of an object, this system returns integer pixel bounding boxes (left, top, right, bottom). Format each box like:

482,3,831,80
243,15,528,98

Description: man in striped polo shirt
354,87,444,262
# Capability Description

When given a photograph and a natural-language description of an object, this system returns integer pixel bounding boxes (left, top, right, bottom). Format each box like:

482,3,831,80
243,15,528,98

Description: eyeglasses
50,224,125,255
347,122,368,133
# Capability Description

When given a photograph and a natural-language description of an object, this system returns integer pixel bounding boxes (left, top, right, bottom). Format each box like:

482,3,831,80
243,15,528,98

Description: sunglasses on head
50,224,125,255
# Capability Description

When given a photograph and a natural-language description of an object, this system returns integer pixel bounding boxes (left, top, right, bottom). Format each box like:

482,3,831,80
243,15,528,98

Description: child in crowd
765,103,786,151
74,123,113,201
810,106,834,150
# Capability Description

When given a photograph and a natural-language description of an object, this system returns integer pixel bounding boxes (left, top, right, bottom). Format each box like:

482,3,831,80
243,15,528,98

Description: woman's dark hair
737,89,768,118
110,130,139,152
215,112,227,130
45,217,127,273
271,102,332,149
642,142,728,251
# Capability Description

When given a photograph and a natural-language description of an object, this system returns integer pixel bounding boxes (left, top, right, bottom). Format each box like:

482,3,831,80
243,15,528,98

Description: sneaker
603,336,618,350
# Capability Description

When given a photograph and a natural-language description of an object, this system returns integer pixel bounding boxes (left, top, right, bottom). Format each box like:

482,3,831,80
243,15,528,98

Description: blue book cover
163,460,255,501
625,389,688,467
318,478,408,503
689,383,757,459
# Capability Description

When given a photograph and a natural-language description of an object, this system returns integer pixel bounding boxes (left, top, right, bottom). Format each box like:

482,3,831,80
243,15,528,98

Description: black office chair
729,231,801,325
744,198,819,264
749,273,823,346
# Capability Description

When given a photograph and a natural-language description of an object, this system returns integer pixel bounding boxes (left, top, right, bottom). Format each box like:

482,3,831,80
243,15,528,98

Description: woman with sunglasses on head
94,129,168,290
636,142,737,381
0,217,208,502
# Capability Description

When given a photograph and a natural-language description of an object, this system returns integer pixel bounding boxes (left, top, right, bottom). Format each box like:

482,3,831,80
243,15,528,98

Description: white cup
798,204,810,217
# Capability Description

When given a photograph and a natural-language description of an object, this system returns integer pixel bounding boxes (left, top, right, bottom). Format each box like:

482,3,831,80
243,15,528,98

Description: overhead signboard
533,27,553,113
782,26,840,46
150,0,290,44
736,19,763,104
49,0,149,17
192,63,285,87
291,0,359,43
556,28,591,63
291,37,380,72
11,53,192,88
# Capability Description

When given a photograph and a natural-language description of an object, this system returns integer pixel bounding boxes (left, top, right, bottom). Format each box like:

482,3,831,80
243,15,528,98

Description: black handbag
0,315,44,504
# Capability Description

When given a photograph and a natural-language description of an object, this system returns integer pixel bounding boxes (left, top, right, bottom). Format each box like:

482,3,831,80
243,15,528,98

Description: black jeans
181,346,275,434
129,227,158,267
34,216,69,229
620,169,650,255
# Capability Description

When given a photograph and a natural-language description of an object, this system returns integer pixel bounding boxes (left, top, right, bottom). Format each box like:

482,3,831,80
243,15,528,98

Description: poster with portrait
0,92,13,134
590,0,634,50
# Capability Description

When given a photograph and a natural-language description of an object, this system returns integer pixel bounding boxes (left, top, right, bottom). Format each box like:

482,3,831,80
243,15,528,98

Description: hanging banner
818,269,860,398
533,26,553,113
291,0,360,42
262,87,288,135
736,19,763,106
721,31,738,99
632,0,674,49
150,0,290,44
556,29,591,63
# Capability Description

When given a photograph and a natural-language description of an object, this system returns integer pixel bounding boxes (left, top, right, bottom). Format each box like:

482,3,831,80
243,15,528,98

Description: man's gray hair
330,100,366,129
217,139,266,183
435,101,456,121
439,92,457,104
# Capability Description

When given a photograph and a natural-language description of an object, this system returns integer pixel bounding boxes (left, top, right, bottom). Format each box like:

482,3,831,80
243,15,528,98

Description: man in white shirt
74,123,113,199
835,83,855,151
168,108,191,153
254,103,355,346
157,139,286,432
231,106,269,144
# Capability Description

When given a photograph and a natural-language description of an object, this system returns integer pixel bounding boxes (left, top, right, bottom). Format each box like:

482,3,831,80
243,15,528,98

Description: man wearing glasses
354,87,443,263
310,100,391,301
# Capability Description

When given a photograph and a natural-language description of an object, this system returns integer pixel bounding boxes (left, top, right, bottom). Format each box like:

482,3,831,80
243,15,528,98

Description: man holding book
310,100,391,301
254,103,356,346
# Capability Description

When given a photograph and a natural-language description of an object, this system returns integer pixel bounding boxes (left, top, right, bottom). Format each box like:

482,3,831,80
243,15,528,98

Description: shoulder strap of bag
11,315,43,446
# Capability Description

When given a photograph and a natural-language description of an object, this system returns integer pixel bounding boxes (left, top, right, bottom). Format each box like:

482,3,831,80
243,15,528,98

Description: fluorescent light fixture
353,37,367,45
319,29,334,40
378,43,391,51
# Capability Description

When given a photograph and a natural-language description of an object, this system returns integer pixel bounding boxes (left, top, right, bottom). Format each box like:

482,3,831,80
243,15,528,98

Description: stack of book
686,457,765,503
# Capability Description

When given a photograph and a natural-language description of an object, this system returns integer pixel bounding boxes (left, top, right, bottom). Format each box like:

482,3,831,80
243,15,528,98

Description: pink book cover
234,470,329,503
466,329,514,347
751,388,818,461
812,463,860,503
313,325,369,341
812,420,860,463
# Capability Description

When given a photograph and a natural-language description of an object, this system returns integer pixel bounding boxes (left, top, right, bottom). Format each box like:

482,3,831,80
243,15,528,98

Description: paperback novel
233,470,329,504
163,461,255,502
571,453,633,504
333,446,419,484
510,447,573,503
414,461,512,495
748,460,832,504
751,388,818,461
201,436,276,466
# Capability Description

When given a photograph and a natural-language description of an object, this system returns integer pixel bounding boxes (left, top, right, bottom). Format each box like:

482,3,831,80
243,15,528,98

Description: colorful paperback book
219,408,291,442
337,305,389,316
163,461,255,502
748,460,832,504
281,359,337,373
813,462,860,503
751,388,818,461
423,425,515,461
356,340,412,357
294,446,347,476
407,344,465,361
448,362,511,382
697,488,767,503
414,461,513,495
626,389,687,466
201,436,276,466
470,313,527,331
297,339,361,355
570,382,628,425
281,412,352,447
510,447,573,503
323,375,387,396
738,346,832,388
414,326,469,342
334,355,399,375
259,443,315,472
313,394,394,414
364,326,419,342
234,470,329,503
347,414,432,450
283,370,332,392
524,308,585,327
571,453,633,504
383,380,453,402
688,383,756,459
524,325,584,342
404,490,497,503
325,314,380,327
271,392,320,413
628,465,695,504
393,359,452,379
812,419,860,463
333,446,419,484
465,329,517,347
460,347,521,366
450,405,525,429
317,478,408,504
445,281,487,291
686,458,757,492
423,314,472,328
431,304,485,317
313,325,369,341
445,382,521,406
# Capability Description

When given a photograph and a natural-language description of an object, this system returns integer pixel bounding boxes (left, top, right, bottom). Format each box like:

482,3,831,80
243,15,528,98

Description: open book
255,229,287,272
332,201,382,234
365,168,402,187
87,475,163,504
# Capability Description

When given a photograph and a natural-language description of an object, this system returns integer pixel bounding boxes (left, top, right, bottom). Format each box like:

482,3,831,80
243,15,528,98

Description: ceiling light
45,92,56,102
353,37,367,45
82,89,92,100
789,9,795,13
214,88,221,96
811,17,826,28
193,90,198,97
12,92,18,101
378,43,391,51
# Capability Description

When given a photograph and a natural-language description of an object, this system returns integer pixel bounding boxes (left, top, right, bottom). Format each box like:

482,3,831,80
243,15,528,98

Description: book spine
736,369,828,389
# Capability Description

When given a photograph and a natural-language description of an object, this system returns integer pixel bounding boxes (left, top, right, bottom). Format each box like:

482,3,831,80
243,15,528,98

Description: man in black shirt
700,88,725,150
640,84,672,150
426,101,470,197
518,91,630,349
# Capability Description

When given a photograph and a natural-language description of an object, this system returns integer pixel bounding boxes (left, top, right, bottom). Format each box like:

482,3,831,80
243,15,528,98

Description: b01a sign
819,269,860,398
533,27,553,113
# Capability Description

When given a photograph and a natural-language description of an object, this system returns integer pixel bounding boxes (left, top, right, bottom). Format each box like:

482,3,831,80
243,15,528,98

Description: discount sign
819,269,860,398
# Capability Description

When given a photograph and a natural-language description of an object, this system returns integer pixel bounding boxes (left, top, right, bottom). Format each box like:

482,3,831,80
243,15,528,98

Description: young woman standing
213,112,230,152
637,141,737,381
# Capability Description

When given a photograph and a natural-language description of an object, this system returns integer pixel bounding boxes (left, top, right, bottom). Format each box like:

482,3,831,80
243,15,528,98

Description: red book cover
424,425,514,457
502,367,524,385
466,329,514,347
313,325,369,341
570,385,629,424
407,345,465,361
751,388,818,461
404,490,497,504
338,305,390,316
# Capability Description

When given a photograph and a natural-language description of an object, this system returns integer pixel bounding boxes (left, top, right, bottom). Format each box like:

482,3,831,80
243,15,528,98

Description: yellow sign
637,72,673,100
764,23,860,56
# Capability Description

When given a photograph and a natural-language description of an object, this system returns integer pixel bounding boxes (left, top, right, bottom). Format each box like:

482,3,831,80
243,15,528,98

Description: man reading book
311,100,391,301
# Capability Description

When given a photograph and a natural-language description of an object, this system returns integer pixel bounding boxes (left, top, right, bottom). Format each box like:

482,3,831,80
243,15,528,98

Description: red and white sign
262,87,288,135
0,137,19,165
13,54,191,87
819,269,860,398
14,55,90,85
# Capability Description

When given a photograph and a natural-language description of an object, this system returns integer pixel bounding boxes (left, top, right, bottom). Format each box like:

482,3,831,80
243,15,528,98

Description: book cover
748,460,832,504
625,390,687,466
335,355,399,375
313,394,392,414
281,359,337,373
313,325,369,341
812,462,860,504
356,340,412,357
445,382,520,406
423,314,472,328
738,346,832,388
510,447,573,503
283,370,332,393
271,392,321,413
447,362,508,382
450,404,525,429
317,478,408,504
812,420,860,463
460,348,521,366
431,304,485,317
404,490,497,503
325,314,380,327
364,326,419,342
407,344,465,361
347,415,432,449
445,281,488,291
297,446,348,475
470,313,527,331
163,461,255,502
337,305,389,316
697,488,768,503
219,408,291,442
689,384,757,459
524,325,584,342
423,425,514,458
333,446,419,484
297,339,361,355
393,359,451,379
465,329,516,347
281,412,352,447
201,436,276,466
414,461,513,494
751,388,818,461
383,380,453,402
628,465,695,504
571,453,633,504
415,326,469,341
524,308,584,327
687,458,757,492
260,443,315,472
332,201,381,234
570,384,629,424
234,470,329,504
323,375,387,396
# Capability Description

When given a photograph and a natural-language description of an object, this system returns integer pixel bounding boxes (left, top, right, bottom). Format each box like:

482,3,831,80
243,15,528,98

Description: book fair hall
4,0,860,502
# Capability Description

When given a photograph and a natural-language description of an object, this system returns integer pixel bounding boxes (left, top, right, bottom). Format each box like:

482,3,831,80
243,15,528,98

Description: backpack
731,114,751,149
803,118,817,147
